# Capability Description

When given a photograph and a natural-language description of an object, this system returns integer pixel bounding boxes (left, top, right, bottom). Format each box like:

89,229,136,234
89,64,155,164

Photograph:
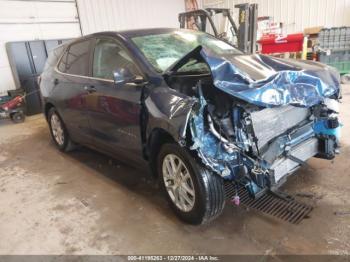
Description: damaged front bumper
188,90,341,197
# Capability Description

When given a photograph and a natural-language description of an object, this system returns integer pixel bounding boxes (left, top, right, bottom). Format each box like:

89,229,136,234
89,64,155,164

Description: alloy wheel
50,113,65,146
162,154,195,212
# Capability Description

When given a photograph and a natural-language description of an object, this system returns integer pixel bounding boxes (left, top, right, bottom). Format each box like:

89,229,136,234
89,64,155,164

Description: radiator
250,106,310,150
271,138,319,183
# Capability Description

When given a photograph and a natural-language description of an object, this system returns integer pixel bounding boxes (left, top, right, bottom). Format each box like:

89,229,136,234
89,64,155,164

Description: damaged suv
40,28,341,225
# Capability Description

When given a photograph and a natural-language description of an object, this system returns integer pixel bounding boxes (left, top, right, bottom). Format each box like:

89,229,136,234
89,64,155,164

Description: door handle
53,78,59,85
84,85,97,93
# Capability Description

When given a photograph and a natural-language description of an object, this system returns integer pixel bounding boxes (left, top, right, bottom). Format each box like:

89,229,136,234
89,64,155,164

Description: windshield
131,30,241,72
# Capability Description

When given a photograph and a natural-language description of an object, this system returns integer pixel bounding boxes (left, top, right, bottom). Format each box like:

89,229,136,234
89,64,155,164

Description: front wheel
158,143,225,225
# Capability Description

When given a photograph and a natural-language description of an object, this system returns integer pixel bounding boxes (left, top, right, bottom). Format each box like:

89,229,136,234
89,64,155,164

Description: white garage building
1,0,350,95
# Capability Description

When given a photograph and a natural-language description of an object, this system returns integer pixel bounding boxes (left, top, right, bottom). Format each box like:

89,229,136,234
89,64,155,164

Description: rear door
54,38,95,143
85,37,145,163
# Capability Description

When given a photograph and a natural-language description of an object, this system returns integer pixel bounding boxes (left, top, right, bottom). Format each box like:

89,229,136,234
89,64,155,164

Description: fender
143,85,196,145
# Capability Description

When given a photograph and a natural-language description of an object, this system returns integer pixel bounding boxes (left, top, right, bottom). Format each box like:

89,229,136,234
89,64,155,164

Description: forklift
179,3,258,54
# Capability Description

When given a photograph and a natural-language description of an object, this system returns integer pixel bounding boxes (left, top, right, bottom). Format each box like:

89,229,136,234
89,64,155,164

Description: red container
0,96,23,110
258,33,304,54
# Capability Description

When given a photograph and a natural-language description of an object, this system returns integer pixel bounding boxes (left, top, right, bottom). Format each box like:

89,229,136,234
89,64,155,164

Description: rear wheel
158,143,225,225
48,108,75,152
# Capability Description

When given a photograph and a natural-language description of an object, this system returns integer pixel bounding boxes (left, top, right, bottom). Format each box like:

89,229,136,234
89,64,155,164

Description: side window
44,45,65,71
93,38,140,80
57,39,92,76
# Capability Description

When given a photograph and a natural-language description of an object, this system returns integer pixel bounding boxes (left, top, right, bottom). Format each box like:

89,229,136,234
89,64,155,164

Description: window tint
58,40,91,76
93,38,139,80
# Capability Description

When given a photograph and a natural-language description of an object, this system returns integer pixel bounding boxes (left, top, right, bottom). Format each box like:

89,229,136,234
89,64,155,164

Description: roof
53,28,200,53
87,28,197,39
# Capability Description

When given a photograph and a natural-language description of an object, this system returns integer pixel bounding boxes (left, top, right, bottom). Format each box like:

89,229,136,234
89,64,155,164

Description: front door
86,37,145,163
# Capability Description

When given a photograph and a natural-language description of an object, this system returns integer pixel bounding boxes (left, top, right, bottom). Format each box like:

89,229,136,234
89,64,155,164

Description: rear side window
58,39,92,76
44,45,65,71
92,38,140,80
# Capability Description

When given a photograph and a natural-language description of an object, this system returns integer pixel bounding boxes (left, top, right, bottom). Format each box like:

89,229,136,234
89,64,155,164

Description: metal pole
75,0,84,36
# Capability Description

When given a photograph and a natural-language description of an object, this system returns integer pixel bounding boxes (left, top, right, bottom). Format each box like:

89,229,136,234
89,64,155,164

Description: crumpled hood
206,50,341,107
167,46,341,108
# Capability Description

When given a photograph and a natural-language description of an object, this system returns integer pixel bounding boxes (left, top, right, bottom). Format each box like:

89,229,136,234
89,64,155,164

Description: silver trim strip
54,67,114,83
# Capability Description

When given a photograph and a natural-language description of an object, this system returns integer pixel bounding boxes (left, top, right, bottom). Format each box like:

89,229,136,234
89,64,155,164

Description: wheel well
44,103,55,120
147,128,176,178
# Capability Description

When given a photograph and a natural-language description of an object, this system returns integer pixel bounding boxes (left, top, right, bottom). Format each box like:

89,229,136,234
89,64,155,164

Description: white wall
0,0,81,94
76,0,185,35
0,0,186,94
202,0,350,34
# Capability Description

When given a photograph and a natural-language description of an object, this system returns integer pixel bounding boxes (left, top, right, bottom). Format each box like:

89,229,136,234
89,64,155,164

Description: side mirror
113,68,135,85
113,67,145,86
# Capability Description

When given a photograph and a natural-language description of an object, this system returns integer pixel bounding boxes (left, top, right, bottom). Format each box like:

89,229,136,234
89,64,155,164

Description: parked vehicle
39,28,341,225
0,90,26,123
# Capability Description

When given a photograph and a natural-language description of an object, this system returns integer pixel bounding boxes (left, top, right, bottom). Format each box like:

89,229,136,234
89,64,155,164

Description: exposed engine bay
164,47,342,198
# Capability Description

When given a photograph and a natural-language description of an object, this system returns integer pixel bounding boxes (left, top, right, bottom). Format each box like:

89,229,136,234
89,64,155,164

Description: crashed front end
175,48,342,198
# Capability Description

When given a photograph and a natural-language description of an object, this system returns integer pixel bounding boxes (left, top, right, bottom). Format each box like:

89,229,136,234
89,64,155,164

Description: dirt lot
0,87,349,255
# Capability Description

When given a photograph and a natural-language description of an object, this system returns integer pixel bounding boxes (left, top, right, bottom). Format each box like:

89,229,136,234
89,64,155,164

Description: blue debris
313,120,342,140
189,90,240,179
246,182,261,196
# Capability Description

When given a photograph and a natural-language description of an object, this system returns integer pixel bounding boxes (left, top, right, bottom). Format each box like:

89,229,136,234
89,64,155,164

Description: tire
158,143,225,225
47,108,76,152
10,112,25,123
